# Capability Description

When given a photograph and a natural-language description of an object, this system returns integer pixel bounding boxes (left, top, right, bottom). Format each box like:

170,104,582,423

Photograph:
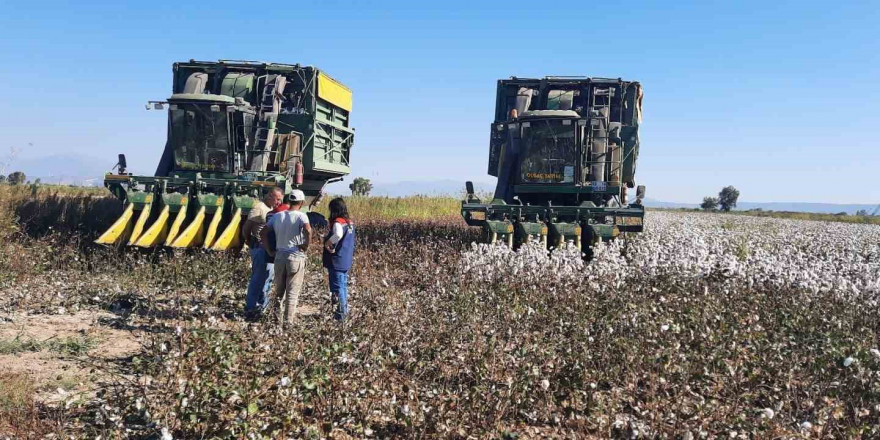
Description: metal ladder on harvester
250,75,287,172
588,86,613,187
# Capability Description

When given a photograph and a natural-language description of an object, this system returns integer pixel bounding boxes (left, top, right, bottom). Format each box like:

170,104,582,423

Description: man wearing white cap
261,189,312,325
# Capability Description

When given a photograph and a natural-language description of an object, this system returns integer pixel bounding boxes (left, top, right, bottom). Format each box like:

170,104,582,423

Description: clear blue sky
1,1,877,203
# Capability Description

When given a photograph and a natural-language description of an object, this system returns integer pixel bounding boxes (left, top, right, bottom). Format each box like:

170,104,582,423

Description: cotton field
463,211,880,296
2,189,880,438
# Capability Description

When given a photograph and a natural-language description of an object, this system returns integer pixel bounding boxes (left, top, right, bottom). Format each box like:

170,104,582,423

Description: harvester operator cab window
518,118,577,184
170,103,231,173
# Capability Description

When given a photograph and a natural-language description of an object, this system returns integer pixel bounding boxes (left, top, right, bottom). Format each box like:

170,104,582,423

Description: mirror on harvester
465,181,480,203
117,154,127,173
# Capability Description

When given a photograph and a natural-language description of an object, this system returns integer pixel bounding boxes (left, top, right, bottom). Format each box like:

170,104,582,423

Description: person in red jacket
322,197,355,321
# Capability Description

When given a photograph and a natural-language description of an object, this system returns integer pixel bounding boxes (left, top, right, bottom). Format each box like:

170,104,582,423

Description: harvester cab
463,77,645,252
97,60,354,250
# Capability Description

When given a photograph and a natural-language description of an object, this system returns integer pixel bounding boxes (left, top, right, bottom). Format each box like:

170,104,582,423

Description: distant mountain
642,198,699,209
643,198,877,215
4,154,114,186
733,201,876,215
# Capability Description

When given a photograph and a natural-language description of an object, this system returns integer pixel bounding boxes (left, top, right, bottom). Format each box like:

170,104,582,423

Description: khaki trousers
274,252,307,325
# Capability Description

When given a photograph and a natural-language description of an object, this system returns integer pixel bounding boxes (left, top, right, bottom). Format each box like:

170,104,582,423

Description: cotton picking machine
462,76,646,252
96,60,354,250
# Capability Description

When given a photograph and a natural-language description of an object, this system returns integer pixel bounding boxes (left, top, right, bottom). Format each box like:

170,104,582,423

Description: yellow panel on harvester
95,203,134,245
317,72,352,111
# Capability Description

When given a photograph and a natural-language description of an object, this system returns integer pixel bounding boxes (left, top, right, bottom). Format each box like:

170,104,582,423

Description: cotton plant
460,211,880,297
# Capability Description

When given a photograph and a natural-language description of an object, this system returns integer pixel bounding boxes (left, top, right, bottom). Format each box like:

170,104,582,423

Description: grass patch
734,239,750,261
48,335,97,356
0,372,52,436
318,195,461,220
0,334,97,356
0,335,44,354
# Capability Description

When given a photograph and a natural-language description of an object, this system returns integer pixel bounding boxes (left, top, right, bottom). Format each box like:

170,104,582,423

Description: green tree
0,174,6,183
700,196,719,211
718,186,740,212
7,171,26,185
855,209,869,216
349,177,373,196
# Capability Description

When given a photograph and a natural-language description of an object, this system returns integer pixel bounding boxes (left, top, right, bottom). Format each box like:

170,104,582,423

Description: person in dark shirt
241,187,281,319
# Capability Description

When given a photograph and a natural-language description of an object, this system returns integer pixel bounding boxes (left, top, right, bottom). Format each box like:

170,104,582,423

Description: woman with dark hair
322,197,355,320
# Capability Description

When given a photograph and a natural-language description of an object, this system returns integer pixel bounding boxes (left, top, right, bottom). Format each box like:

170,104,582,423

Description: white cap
289,189,306,202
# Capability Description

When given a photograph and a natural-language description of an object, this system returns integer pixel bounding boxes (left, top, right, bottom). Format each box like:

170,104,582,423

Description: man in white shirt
261,189,312,325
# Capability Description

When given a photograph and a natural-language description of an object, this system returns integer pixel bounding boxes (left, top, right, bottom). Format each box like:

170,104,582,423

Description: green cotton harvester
96,60,354,250
462,76,646,254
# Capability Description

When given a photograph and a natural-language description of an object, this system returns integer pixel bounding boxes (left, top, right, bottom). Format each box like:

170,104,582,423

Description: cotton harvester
96,60,354,250
462,76,645,252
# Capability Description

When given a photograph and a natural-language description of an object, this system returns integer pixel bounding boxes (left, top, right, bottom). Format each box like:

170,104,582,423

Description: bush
7,171,25,185
700,196,718,211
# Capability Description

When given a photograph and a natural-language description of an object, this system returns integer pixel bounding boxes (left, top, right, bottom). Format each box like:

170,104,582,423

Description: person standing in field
261,189,312,325
258,196,293,298
322,197,355,321
241,187,281,320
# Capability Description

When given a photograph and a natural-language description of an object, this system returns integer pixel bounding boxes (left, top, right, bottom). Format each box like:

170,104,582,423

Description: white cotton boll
870,348,880,360
661,324,670,332
161,427,174,440
280,376,292,387
458,211,880,298
759,408,774,419
843,357,855,367
800,421,813,431
540,379,550,390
